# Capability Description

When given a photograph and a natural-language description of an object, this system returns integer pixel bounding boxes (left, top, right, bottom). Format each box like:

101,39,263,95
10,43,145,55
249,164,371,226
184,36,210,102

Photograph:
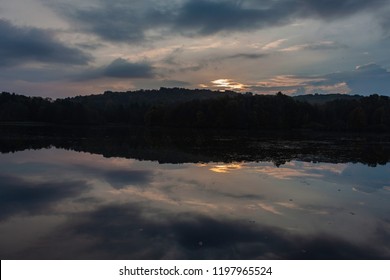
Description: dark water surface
0,125,389,259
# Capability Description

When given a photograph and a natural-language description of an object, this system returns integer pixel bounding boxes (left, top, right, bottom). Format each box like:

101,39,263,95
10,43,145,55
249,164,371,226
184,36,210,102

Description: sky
1,0,390,98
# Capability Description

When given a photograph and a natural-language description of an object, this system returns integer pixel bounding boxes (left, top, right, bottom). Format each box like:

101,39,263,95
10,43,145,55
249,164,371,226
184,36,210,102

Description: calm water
0,128,389,259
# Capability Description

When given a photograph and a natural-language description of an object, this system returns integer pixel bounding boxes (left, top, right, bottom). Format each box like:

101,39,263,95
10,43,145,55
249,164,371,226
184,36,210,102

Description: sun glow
211,79,246,91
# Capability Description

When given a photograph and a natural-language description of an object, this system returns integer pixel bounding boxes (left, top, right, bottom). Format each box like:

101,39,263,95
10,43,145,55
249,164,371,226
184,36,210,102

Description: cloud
172,0,293,35
297,0,386,19
262,39,288,50
246,75,326,94
77,58,155,80
0,66,73,83
317,63,390,95
211,78,247,91
247,64,390,95
49,0,390,42
379,12,390,36
172,0,386,35
0,19,91,66
104,58,155,78
50,0,164,43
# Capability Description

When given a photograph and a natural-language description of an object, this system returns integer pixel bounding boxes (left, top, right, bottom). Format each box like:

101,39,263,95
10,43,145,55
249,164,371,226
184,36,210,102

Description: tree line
1,88,390,132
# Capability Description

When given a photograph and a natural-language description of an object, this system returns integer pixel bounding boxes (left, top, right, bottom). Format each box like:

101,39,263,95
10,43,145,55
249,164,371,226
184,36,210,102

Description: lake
0,125,389,259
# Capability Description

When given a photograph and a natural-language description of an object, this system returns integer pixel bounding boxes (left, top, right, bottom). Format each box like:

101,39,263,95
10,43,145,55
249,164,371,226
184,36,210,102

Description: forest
1,88,390,132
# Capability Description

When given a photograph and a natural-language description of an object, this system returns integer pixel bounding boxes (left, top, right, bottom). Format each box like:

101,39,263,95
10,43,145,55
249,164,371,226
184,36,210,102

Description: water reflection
0,147,389,259
1,125,390,166
0,173,90,221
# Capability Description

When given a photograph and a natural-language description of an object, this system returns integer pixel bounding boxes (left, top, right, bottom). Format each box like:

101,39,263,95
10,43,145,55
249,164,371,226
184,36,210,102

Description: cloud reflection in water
0,148,389,259
10,203,389,260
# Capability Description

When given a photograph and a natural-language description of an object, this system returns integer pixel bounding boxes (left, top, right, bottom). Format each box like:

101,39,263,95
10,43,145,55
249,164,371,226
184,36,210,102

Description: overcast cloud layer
1,0,390,97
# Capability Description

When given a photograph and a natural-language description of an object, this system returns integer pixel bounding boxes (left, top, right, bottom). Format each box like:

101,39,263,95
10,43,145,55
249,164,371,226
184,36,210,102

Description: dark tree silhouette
1,89,390,132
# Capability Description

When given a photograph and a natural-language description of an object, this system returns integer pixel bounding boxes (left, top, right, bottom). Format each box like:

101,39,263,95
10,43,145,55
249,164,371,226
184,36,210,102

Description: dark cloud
173,0,293,35
0,66,71,82
298,0,386,19
346,64,390,94
104,58,155,78
0,19,91,66
50,0,389,42
51,0,165,43
169,0,385,36
379,13,390,36
67,5,144,42
316,63,390,95
0,174,90,221
255,63,390,95
8,203,389,259
75,42,105,50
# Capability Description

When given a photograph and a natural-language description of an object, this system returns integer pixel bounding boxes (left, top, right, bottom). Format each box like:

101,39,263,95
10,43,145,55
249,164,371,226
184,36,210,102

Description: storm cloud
104,58,155,78
297,0,386,19
0,19,91,66
50,0,389,42
172,0,293,35
311,63,390,95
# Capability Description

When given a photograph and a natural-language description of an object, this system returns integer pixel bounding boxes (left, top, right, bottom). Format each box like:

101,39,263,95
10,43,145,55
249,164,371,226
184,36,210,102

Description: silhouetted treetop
1,89,390,132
